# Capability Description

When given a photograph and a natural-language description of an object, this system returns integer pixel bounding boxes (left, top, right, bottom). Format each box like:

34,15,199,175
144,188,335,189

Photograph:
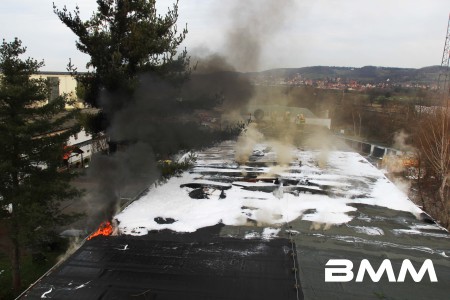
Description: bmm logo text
325,259,438,282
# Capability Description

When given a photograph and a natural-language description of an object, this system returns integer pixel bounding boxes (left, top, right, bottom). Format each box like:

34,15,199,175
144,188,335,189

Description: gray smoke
84,142,158,228
82,0,297,228
185,69,254,112
392,130,416,153
83,63,254,228
191,53,235,74
223,0,296,72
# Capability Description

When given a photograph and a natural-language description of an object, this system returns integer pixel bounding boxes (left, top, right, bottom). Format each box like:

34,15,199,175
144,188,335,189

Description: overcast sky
1,0,449,72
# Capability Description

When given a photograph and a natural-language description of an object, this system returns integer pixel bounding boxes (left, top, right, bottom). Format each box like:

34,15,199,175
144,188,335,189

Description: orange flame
87,221,113,240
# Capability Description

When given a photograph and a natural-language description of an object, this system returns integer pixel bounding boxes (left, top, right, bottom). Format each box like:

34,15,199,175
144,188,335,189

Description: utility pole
437,14,450,108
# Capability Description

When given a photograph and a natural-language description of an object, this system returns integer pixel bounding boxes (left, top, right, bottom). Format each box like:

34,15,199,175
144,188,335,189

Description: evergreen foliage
0,38,81,292
53,0,190,120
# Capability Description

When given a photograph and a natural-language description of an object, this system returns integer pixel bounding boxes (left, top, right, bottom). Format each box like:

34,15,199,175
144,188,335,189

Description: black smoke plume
82,0,296,228
83,62,254,228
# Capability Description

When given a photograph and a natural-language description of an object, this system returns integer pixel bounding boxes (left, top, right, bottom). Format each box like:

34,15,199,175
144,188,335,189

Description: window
47,77,60,102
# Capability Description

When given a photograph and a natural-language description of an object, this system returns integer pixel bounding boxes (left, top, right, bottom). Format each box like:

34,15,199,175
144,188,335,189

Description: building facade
30,71,83,109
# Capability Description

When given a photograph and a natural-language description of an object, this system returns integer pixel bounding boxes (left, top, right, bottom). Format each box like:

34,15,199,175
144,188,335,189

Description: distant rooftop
37,71,88,75
247,104,318,118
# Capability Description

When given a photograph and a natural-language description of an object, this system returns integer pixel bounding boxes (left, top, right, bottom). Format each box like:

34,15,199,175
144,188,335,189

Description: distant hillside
248,65,445,85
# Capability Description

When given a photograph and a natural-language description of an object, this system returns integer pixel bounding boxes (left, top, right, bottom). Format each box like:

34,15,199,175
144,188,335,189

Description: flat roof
22,140,450,299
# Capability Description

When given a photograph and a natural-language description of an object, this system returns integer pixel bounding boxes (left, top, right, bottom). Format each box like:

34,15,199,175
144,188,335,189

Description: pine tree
53,0,190,129
0,38,80,292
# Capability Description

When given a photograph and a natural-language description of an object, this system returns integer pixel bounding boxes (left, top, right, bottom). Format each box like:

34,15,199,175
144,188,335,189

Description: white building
65,128,108,168
30,71,84,109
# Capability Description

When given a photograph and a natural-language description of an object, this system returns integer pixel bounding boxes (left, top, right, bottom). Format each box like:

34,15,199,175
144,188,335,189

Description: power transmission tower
437,14,450,108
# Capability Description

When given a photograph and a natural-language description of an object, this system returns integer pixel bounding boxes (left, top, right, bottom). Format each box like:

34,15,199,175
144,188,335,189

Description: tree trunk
438,176,449,228
352,110,356,137
358,112,362,137
11,237,21,292
10,156,22,292
416,161,426,210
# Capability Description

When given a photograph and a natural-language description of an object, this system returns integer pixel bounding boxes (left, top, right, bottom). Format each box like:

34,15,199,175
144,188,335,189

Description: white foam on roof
232,181,277,187
115,143,424,235
186,179,232,188
262,228,281,239
350,225,385,236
